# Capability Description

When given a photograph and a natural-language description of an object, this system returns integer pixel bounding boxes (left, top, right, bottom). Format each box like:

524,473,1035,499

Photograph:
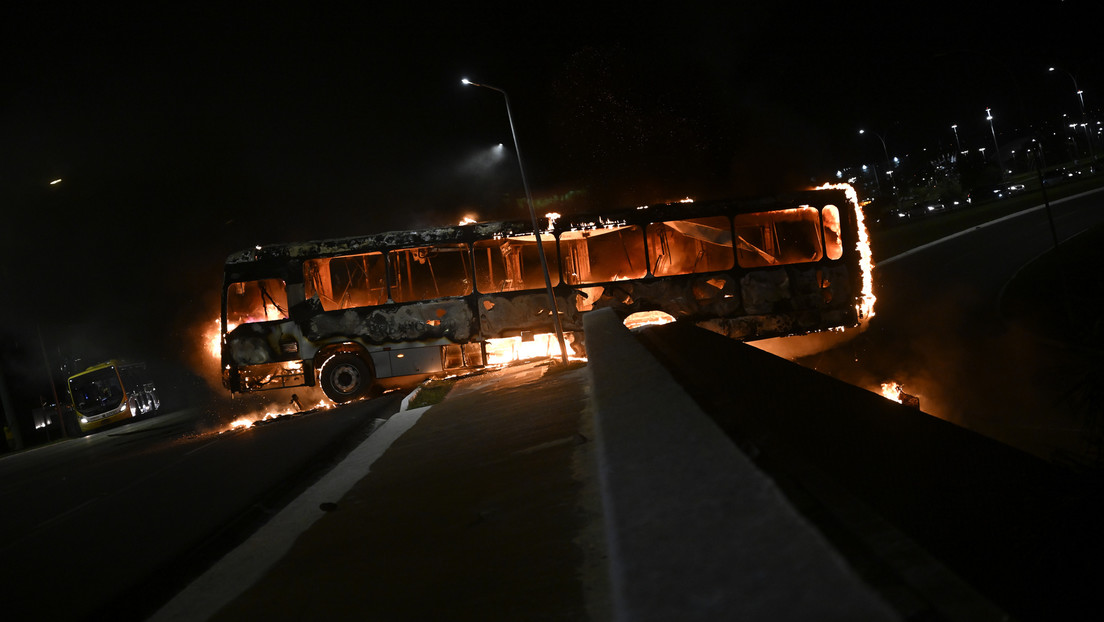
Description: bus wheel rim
331,364,361,394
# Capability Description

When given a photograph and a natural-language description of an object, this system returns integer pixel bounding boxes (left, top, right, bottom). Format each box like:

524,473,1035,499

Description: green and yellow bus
67,360,160,434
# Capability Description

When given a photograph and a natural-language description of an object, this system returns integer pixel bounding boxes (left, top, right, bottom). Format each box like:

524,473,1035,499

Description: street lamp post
859,128,896,200
986,108,1006,178
1049,66,1095,168
951,124,962,153
462,78,569,365
1049,66,1086,118
859,129,891,172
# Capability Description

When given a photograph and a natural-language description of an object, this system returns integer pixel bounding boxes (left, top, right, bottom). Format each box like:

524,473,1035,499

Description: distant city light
49,178,62,185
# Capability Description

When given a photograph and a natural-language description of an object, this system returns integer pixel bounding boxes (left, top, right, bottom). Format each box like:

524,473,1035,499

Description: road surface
0,392,402,620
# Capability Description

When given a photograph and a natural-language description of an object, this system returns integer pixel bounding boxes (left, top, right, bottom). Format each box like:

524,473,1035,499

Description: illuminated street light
951,124,961,153
859,128,895,198
1049,66,1087,117
461,77,569,365
858,129,891,171
986,108,1005,179
1049,66,1095,169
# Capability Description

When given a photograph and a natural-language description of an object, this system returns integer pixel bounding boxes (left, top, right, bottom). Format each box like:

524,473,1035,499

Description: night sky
1,2,1098,405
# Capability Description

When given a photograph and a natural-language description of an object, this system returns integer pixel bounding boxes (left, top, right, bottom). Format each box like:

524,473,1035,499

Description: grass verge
407,378,457,409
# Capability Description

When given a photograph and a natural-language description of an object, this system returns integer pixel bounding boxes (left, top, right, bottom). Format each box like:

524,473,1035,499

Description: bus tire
320,353,372,403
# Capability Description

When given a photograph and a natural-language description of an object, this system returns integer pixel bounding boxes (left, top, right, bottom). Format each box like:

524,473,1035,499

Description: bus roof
226,188,846,268
69,359,144,380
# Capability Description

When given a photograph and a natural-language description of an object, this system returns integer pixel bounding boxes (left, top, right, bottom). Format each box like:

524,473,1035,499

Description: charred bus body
221,186,872,403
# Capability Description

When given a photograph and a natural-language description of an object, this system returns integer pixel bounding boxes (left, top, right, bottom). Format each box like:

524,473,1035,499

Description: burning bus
220,185,874,403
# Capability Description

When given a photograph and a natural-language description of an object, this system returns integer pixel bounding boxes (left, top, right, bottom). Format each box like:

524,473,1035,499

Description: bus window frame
387,242,474,303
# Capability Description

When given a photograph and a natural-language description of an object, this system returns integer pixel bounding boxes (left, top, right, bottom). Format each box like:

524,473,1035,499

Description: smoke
457,144,508,178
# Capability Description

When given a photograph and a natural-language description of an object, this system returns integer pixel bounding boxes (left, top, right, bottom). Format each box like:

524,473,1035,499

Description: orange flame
880,381,903,403
485,333,582,365
221,398,334,434
623,310,676,330
817,183,876,321
206,318,224,360
545,212,561,232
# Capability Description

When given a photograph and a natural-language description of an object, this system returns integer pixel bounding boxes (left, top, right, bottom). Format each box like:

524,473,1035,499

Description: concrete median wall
583,308,898,621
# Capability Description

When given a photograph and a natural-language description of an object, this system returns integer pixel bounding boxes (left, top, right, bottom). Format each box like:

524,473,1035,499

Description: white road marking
149,407,427,622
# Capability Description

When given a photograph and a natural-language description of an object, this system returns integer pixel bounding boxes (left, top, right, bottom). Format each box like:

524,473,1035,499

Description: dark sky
0,1,1099,393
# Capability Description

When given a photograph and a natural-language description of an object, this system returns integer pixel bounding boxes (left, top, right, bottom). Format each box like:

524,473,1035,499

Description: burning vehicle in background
220,185,875,403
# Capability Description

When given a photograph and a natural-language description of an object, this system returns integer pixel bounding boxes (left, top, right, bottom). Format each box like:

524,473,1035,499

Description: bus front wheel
320,353,372,403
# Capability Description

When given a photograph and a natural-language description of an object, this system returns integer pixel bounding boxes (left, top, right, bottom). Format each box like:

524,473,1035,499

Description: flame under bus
221,186,872,403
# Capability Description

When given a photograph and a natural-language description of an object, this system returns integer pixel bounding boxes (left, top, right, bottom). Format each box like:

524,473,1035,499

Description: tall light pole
859,129,895,199
462,78,569,365
858,129,891,172
1049,66,1086,118
1049,66,1094,169
986,108,1006,178
951,124,962,153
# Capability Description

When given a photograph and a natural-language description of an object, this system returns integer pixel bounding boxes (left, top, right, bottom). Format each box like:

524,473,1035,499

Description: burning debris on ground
880,381,921,409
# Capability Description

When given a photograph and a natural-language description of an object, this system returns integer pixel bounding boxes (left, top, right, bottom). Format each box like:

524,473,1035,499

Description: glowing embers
485,333,579,364
223,395,334,433
623,310,676,330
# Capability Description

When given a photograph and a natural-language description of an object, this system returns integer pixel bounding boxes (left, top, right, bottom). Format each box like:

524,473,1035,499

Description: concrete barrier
583,308,898,621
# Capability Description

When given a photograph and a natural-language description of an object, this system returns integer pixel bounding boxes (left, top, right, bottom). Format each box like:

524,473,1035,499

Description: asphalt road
0,392,403,620
766,186,1104,462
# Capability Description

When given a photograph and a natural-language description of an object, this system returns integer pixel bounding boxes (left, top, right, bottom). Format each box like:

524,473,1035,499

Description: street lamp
1049,66,1086,118
858,129,891,172
859,128,896,199
1049,66,1095,169
986,108,1006,178
461,78,569,365
951,124,961,153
